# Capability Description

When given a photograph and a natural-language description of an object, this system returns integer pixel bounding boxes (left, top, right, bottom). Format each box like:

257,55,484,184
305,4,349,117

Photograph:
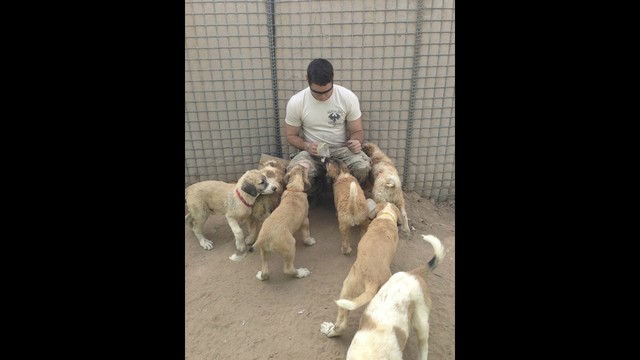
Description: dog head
362,141,396,169
259,159,287,193
284,163,310,192
239,169,277,197
324,157,350,182
368,201,402,226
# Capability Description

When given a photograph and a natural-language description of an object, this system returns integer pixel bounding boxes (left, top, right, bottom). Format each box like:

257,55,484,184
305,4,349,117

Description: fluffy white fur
342,234,444,360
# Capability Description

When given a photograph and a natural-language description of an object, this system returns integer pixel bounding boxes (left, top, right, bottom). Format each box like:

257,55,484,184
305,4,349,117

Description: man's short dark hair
307,58,334,86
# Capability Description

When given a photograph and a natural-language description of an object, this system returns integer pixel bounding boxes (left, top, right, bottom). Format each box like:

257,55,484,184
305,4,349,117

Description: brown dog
325,158,370,255
342,234,444,360
362,142,411,234
320,201,403,337
184,169,277,252
244,159,287,246
246,163,316,280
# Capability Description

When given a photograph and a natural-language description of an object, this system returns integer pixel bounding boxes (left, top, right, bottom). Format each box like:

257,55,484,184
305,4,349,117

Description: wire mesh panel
185,0,455,202
185,1,277,183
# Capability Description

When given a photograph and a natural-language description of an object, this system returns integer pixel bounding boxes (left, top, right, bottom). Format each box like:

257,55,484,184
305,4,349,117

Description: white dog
341,234,444,360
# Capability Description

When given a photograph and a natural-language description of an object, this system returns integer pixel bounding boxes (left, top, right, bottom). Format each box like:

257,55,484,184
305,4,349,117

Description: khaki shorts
287,146,372,195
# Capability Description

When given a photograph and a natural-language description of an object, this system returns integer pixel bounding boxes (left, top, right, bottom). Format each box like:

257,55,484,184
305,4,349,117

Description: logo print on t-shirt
328,111,342,127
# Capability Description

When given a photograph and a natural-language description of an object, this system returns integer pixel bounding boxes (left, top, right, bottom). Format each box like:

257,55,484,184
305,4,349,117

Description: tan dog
320,202,403,337
325,157,370,255
184,169,277,252
244,159,287,246
246,163,316,280
342,234,444,360
362,142,411,234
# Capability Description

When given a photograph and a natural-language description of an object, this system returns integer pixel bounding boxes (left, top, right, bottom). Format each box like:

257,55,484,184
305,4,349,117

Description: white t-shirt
285,84,362,147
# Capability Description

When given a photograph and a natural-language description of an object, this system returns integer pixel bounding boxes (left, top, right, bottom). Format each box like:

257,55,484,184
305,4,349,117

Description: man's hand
306,142,317,156
345,139,361,154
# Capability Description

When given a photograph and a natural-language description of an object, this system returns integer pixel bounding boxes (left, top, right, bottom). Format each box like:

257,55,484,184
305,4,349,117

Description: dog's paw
199,240,214,250
296,267,311,278
256,271,268,281
341,246,352,255
320,322,338,337
236,244,246,253
303,237,316,246
229,252,247,262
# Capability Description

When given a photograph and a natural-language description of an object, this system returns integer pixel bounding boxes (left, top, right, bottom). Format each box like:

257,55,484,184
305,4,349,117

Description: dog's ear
241,179,258,197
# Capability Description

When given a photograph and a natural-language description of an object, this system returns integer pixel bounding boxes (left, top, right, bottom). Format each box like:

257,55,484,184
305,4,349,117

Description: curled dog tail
384,174,401,188
409,234,445,277
348,181,358,214
335,285,378,311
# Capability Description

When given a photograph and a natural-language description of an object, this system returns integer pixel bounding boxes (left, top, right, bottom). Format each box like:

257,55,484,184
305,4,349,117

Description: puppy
184,169,277,252
362,142,411,234
247,163,316,280
325,158,370,255
244,159,287,246
320,202,403,337
342,234,445,360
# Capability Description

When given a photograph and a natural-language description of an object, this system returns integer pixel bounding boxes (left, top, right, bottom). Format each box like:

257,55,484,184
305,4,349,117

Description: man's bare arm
345,117,364,153
285,123,317,155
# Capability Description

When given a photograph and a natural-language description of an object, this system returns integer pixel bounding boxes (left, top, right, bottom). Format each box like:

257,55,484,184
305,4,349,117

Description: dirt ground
185,190,455,360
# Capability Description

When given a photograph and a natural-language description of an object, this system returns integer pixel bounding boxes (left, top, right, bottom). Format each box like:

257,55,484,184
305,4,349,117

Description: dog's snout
263,182,277,194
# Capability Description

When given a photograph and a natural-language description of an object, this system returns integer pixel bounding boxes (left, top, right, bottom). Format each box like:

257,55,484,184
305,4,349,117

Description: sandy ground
185,190,455,360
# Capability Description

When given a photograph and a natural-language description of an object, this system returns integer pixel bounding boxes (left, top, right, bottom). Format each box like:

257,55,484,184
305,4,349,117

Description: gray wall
185,0,455,202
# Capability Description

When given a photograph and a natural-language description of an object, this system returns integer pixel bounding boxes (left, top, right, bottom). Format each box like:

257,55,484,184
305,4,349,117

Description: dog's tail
348,181,358,215
184,212,193,226
384,174,401,189
335,285,378,311
409,234,445,277
229,239,259,262
239,234,265,261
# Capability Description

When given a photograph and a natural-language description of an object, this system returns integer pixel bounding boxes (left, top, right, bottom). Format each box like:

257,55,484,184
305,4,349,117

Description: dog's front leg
226,216,246,252
245,218,261,246
301,217,316,246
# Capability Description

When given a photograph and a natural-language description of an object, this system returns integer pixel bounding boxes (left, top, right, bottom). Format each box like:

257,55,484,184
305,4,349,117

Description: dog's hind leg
321,283,357,337
281,234,311,278
192,218,214,250
320,307,349,337
256,247,271,281
338,221,352,255
412,300,430,360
